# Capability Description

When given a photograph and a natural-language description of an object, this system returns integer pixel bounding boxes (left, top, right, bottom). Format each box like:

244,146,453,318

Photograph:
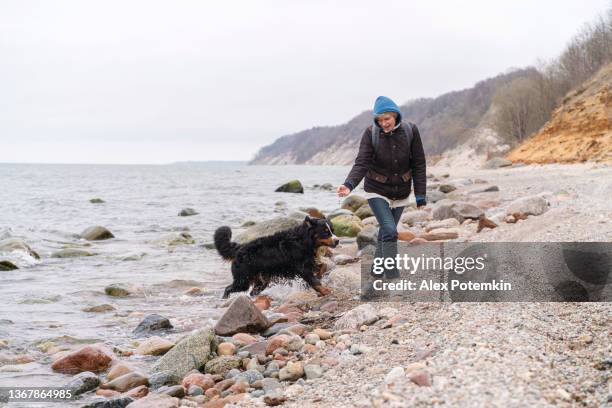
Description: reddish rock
240,340,267,356
231,333,257,346
321,357,339,367
217,342,236,356
182,373,215,391
408,370,432,386
275,304,301,315
287,324,307,337
108,362,134,381
205,387,220,398
101,372,148,392
51,345,114,374
228,379,248,394
302,344,316,354
266,335,290,355
124,385,149,399
214,295,271,336
96,389,120,397
253,295,272,311
214,378,235,391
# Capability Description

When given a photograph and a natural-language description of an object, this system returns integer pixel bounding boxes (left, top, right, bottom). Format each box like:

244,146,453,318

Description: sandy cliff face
507,63,612,164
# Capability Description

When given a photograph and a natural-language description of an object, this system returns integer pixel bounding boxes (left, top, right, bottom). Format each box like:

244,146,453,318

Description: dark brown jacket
343,122,426,201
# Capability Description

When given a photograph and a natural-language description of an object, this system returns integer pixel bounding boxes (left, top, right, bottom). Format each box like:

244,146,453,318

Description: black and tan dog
214,216,339,298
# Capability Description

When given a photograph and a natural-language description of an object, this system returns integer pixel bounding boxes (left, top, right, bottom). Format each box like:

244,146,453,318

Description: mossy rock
275,180,304,194
331,214,364,237
341,195,367,212
354,204,373,219
0,260,18,271
104,284,130,297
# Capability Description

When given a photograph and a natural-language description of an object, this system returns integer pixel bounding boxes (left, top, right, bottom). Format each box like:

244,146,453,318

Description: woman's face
377,112,397,133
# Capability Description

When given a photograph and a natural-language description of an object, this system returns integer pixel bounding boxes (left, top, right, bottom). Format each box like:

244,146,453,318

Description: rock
214,295,271,336
419,228,459,241
240,340,267,356
469,185,500,193
124,393,179,408
182,372,215,391
81,226,114,241
385,366,405,385
354,204,373,219
265,335,290,355
432,200,484,223
304,333,320,345
424,218,460,232
506,195,549,216
90,198,105,203
427,190,446,203
275,180,304,193
236,217,301,244
82,304,116,313
51,345,114,374
334,304,378,330
483,157,512,169
356,225,378,250
157,385,185,398
148,371,175,389
319,301,338,313
400,210,430,226
102,372,148,392
313,328,332,340
254,295,272,311
439,184,457,193
330,214,364,237
187,385,203,396
184,287,204,296
133,314,173,337
341,195,367,212
65,371,100,395
264,390,287,406
326,208,354,221
232,333,257,346
178,208,198,216
278,361,304,381
477,216,498,232
82,397,134,408
408,370,432,386
135,336,174,355
51,248,94,258
304,364,323,380
151,327,216,382
96,389,121,397
105,284,130,297
217,342,237,356
235,369,264,385
0,260,18,271
125,385,148,399
300,207,325,219
0,238,40,259
204,356,242,376
108,362,134,381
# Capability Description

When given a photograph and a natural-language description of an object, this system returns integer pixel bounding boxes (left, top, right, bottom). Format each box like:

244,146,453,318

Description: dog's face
304,216,339,248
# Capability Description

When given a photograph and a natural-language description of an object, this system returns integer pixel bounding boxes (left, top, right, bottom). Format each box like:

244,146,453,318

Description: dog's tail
214,226,240,261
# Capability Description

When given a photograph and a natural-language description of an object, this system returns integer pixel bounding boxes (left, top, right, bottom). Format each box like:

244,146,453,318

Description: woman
337,96,427,277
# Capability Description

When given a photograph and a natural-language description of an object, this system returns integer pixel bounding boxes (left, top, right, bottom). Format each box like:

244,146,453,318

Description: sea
0,162,350,400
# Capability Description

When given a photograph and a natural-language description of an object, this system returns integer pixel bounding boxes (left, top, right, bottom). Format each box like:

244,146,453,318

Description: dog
214,216,339,299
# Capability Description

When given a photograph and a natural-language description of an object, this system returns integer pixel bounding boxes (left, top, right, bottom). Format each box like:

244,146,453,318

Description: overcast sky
1,0,609,164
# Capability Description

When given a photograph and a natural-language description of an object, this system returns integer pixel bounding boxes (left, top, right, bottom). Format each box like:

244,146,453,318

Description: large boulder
334,304,378,330
275,180,304,194
51,345,115,374
236,217,301,244
354,204,374,219
0,238,40,259
432,200,484,223
506,195,549,216
330,214,363,237
427,190,446,203
152,327,217,382
341,195,367,212
81,226,114,241
214,295,271,336
400,210,430,226
326,209,354,221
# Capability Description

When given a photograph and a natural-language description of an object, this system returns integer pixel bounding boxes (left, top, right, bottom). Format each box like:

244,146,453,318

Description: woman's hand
337,185,350,197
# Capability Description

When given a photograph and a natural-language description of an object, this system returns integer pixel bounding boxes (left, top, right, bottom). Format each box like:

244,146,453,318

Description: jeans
367,198,405,278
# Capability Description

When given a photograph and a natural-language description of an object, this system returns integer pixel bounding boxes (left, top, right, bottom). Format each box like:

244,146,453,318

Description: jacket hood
373,96,402,127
